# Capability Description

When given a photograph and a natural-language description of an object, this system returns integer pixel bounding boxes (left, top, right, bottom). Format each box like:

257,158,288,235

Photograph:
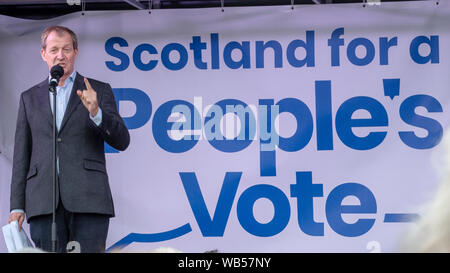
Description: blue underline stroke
106,223,192,252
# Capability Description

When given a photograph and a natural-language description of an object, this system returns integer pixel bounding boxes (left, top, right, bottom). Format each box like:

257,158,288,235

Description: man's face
41,30,78,76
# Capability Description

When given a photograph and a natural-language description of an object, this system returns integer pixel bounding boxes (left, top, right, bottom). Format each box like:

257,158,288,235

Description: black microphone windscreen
50,65,64,79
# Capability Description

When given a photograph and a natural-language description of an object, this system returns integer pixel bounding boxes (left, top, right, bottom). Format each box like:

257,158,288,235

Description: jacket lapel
58,72,83,134
36,78,53,129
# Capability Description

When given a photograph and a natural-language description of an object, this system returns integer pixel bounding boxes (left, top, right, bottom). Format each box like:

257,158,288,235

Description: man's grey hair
41,25,78,51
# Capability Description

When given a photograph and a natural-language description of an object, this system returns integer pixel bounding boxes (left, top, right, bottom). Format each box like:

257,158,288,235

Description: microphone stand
49,82,58,253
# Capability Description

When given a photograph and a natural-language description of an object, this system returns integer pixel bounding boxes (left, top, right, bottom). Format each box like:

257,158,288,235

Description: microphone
49,64,64,92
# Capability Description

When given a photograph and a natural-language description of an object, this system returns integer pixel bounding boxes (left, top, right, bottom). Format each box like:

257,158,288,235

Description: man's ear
40,48,46,61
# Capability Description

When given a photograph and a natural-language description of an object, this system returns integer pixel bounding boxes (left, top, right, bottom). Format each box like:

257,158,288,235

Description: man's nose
56,50,65,59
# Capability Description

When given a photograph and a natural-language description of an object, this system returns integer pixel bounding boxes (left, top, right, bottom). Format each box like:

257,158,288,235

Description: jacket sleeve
10,93,32,212
93,83,130,151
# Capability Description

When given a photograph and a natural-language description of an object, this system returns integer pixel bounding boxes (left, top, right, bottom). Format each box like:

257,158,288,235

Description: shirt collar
48,70,77,85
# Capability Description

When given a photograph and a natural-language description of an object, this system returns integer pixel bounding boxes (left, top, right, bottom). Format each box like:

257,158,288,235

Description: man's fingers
84,77,92,90
9,213,25,231
18,216,24,231
77,90,85,102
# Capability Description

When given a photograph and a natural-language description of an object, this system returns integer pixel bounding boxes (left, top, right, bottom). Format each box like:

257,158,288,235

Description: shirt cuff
10,209,25,214
90,107,102,126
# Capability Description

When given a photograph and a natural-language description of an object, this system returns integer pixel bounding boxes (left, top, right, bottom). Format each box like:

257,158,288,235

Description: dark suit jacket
10,72,130,221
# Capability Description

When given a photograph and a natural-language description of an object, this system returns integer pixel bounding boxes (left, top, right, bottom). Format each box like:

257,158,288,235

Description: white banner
0,1,449,252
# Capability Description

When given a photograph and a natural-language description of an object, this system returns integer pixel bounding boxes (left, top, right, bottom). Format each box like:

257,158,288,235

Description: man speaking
8,26,130,253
